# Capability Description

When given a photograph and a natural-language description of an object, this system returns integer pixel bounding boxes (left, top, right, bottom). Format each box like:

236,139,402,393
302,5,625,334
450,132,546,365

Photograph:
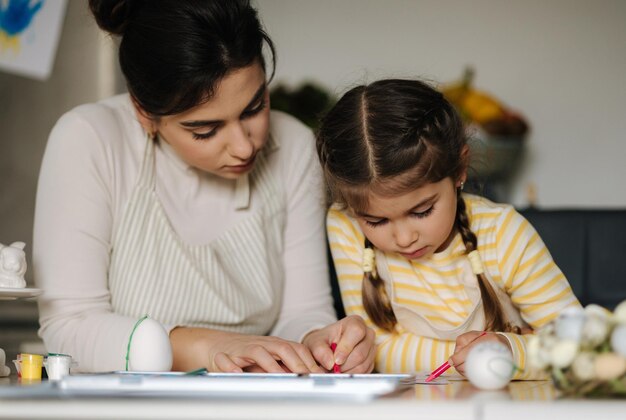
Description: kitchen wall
2,0,625,281
255,0,626,208
0,1,121,284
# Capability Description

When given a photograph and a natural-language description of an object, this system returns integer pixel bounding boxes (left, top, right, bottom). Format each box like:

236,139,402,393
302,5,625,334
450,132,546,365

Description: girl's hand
170,327,324,374
302,315,376,373
448,330,512,376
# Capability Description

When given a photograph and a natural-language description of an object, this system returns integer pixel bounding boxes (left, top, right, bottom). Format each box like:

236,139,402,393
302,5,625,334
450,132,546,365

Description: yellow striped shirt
327,193,581,379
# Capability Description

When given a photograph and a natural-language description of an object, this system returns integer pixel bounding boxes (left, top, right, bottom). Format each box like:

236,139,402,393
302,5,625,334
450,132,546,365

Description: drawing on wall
0,0,67,80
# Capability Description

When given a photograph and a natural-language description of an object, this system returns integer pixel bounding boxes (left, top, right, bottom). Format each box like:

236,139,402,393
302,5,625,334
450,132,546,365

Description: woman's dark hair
317,79,518,333
89,0,275,116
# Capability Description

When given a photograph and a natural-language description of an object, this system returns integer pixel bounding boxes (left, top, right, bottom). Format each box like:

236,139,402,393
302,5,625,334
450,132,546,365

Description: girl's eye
411,206,434,219
241,100,266,119
364,219,388,228
192,128,218,140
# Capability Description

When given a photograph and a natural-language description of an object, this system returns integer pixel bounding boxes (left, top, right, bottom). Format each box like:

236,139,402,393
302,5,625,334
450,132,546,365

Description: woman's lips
225,155,256,173
400,245,429,260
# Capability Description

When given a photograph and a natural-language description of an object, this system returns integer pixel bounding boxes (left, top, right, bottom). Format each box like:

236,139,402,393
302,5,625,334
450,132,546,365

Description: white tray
0,287,43,300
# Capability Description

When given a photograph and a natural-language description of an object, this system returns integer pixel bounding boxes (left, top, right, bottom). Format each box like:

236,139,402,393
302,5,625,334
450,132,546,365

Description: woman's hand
170,327,324,373
448,330,512,376
302,315,376,374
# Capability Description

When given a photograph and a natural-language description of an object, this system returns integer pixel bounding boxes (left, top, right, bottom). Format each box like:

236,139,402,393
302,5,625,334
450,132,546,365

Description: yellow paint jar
20,353,44,380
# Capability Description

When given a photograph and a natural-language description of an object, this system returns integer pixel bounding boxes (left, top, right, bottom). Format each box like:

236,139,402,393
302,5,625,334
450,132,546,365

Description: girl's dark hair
317,79,517,333
89,0,275,116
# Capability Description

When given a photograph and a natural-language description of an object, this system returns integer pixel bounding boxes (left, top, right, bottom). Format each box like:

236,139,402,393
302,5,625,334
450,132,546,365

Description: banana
461,91,505,125
441,67,527,136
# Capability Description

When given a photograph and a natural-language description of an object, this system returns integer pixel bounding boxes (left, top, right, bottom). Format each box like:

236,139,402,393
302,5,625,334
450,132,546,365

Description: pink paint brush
425,331,487,382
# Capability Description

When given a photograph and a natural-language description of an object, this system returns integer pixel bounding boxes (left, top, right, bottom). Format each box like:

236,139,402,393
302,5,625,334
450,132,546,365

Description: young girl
316,79,581,378
33,0,374,374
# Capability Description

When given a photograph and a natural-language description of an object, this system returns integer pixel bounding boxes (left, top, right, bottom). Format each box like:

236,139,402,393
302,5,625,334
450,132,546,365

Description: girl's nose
394,223,419,249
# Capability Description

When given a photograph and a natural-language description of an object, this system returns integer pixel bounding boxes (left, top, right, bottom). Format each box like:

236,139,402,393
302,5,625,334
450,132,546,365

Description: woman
33,0,374,374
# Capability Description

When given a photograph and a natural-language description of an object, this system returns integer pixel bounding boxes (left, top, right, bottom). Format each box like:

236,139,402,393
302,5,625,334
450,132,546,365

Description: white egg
465,341,515,390
611,325,626,358
128,318,173,372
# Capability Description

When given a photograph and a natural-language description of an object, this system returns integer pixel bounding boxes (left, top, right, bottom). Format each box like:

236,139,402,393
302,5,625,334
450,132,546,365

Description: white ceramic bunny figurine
0,241,27,288
0,349,11,377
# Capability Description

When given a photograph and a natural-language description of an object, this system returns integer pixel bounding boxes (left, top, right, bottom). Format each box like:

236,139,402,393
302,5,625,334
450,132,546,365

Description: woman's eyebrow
179,83,266,128
243,83,267,110
356,194,438,219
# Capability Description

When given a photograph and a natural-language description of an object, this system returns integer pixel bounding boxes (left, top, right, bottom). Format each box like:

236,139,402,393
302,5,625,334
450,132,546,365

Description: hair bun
89,0,143,36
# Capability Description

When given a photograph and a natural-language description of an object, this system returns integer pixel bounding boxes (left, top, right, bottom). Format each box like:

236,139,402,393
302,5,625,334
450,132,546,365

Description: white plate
0,287,43,300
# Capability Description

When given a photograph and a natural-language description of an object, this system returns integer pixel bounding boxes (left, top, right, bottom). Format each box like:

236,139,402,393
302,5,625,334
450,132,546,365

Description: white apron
375,248,528,341
107,136,284,334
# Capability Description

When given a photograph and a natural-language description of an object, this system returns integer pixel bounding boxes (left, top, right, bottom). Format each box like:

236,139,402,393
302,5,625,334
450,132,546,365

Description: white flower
611,324,626,358
581,315,609,348
561,306,585,318
585,304,611,319
528,335,547,370
614,300,626,325
549,339,579,369
593,353,626,381
555,310,585,343
539,332,558,351
571,352,596,381
538,323,555,337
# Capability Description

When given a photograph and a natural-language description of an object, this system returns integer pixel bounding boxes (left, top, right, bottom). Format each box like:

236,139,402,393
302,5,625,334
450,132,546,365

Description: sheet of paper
51,372,416,401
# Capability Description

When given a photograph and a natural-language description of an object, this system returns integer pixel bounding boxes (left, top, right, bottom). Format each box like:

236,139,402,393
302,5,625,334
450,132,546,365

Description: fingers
302,316,374,372
334,315,370,366
274,341,323,373
214,338,320,374
245,345,287,373
454,330,485,350
246,342,312,374
213,352,244,373
291,342,325,373
339,327,376,373
309,340,335,371
449,331,502,375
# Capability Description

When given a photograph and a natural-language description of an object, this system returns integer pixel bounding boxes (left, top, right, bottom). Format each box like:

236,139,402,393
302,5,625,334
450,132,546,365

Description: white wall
255,0,626,208
0,1,120,282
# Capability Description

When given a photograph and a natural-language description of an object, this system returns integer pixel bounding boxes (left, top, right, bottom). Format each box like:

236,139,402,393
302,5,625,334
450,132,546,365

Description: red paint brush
425,331,487,382
330,342,341,373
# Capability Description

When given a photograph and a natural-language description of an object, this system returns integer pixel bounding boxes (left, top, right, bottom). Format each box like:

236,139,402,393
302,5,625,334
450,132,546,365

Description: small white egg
128,318,173,372
527,335,543,369
611,325,626,358
594,352,626,381
465,341,515,390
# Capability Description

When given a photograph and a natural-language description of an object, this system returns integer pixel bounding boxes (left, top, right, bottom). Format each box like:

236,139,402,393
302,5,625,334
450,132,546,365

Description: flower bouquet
528,301,626,397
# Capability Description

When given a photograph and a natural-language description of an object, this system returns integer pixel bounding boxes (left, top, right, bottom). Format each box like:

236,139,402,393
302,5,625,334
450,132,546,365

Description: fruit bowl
468,127,525,182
